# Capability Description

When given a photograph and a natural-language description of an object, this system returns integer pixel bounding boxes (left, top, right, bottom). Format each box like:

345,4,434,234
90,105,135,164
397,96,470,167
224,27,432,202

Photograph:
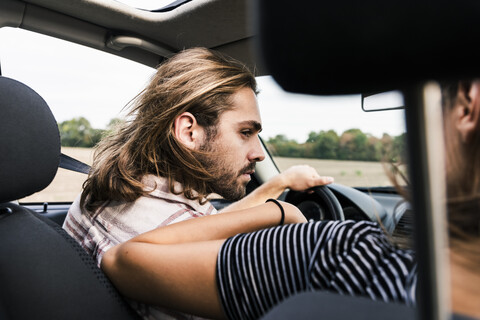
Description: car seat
0,76,140,319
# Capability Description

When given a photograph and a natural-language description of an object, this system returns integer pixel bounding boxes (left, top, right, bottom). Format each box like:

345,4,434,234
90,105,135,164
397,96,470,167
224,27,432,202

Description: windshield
256,76,407,188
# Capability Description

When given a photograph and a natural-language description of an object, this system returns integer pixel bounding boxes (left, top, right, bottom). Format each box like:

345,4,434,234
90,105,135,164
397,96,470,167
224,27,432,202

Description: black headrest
257,0,480,95
0,77,60,202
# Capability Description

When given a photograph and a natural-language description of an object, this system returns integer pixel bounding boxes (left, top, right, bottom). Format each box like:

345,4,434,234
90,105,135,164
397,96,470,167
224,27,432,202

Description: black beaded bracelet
266,198,285,226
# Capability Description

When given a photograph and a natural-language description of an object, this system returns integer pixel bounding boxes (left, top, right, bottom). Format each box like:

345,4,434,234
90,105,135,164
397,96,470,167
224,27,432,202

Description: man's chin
221,191,246,202
217,185,247,202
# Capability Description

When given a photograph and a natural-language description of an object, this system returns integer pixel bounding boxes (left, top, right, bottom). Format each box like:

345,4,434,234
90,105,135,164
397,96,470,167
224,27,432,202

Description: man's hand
279,165,334,192
220,164,334,213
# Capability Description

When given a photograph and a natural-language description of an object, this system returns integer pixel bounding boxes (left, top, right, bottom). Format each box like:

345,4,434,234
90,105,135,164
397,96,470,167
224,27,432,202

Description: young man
100,80,480,320
63,47,332,319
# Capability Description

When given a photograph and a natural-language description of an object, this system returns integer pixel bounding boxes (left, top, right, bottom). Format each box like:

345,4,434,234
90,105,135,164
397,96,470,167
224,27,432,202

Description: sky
0,27,406,143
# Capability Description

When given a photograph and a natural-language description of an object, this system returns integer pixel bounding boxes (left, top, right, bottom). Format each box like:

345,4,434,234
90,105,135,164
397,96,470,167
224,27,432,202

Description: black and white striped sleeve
216,220,416,320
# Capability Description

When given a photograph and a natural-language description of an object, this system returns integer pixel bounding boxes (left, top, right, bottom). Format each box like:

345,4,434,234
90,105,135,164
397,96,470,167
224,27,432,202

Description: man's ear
456,81,480,143
173,112,204,149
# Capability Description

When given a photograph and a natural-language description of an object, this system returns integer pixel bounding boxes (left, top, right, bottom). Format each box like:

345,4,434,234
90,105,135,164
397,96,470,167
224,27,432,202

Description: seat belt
59,153,91,174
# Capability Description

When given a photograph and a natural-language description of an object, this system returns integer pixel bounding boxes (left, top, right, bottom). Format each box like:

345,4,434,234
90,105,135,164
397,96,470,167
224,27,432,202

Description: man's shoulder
63,176,218,248
71,175,217,235
141,174,217,216
62,194,91,230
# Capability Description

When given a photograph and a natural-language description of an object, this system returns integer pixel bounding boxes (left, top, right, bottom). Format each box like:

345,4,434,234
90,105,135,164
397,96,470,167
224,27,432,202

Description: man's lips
241,163,256,174
240,166,255,176
241,171,253,182
239,166,255,180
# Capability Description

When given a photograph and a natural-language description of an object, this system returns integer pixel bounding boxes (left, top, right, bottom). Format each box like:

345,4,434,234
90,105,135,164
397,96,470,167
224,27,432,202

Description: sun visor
256,0,480,95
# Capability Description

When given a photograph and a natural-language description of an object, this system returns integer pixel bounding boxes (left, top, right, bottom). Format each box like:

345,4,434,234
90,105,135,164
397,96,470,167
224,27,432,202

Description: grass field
21,148,393,203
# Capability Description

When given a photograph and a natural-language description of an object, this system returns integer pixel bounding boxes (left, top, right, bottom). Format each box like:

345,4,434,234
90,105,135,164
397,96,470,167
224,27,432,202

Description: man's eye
241,130,252,137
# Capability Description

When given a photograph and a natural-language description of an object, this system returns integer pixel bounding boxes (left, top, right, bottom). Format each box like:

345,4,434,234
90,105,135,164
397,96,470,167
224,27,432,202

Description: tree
58,117,104,147
266,135,303,157
392,133,407,163
338,129,368,160
308,130,339,159
267,129,406,162
103,117,125,137
366,135,382,161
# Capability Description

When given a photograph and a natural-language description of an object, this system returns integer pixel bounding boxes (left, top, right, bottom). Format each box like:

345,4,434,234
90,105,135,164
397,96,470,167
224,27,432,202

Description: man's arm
101,201,306,320
220,165,334,213
110,200,306,246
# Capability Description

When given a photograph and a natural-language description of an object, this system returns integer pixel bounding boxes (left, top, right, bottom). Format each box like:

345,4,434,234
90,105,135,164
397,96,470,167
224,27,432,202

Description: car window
0,27,407,203
256,76,407,188
0,27,155,203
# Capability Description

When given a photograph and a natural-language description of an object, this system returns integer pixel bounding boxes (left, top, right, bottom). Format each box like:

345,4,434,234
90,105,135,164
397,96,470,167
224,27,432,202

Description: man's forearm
119,201,305,246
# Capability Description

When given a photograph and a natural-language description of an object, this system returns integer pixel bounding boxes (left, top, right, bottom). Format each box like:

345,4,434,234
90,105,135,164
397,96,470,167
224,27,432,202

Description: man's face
199,87,265,201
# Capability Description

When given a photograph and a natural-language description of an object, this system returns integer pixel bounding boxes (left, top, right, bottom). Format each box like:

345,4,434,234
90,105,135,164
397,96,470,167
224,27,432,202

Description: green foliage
266,129,406,162
58,116,127,148
306,130,339,159
266,135,304,157
58,117,105,148
103,117,125,138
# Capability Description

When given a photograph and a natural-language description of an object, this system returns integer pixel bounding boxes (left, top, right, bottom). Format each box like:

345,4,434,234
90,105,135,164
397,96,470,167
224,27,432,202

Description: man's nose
249,136,266,162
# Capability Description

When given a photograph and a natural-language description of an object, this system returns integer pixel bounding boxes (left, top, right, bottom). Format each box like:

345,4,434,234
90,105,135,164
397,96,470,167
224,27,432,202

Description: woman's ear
173,112,205,149
455,81,480,143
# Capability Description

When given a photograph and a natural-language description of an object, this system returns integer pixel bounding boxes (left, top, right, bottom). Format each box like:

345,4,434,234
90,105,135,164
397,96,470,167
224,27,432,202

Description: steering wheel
286,186,345,221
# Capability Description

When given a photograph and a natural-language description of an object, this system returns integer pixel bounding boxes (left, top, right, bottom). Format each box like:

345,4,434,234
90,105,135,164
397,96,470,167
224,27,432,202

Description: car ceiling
0,0,264,74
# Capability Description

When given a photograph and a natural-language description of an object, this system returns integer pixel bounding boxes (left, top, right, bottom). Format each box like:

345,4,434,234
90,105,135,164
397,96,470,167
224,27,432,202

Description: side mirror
361,90,404,112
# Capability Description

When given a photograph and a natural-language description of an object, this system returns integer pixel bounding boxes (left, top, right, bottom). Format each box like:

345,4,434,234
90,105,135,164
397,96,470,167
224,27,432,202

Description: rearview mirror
362,90,404,112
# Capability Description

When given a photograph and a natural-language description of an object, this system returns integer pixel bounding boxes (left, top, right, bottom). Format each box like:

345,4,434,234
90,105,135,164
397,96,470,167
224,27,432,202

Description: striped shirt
63,174,217,320
216,220,416,320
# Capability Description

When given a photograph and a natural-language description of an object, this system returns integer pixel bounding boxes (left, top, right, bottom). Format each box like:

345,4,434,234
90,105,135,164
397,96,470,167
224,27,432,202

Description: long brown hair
81,48,257,213
441,80,480,265
386,81,480,255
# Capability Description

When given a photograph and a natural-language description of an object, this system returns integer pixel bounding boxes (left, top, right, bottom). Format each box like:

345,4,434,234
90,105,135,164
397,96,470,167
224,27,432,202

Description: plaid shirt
63,174,217,320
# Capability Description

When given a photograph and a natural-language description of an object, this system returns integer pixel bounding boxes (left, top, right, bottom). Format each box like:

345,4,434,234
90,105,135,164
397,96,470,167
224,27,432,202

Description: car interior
0,76,141,318
0,0,477,319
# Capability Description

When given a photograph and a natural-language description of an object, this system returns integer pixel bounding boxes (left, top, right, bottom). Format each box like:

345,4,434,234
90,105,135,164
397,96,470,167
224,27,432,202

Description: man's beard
197,143,255,201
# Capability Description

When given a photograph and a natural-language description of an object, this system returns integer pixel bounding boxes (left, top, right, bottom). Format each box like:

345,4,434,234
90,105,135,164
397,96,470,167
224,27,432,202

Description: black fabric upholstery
0,77,139,319
261,291,415,320
0,76,60,202
0,203,139,319
257,0,480,95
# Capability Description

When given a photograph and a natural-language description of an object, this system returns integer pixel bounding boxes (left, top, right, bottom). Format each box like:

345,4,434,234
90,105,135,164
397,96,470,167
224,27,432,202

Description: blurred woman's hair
386,81,480,256
441,80,480,266
81,47,257,213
